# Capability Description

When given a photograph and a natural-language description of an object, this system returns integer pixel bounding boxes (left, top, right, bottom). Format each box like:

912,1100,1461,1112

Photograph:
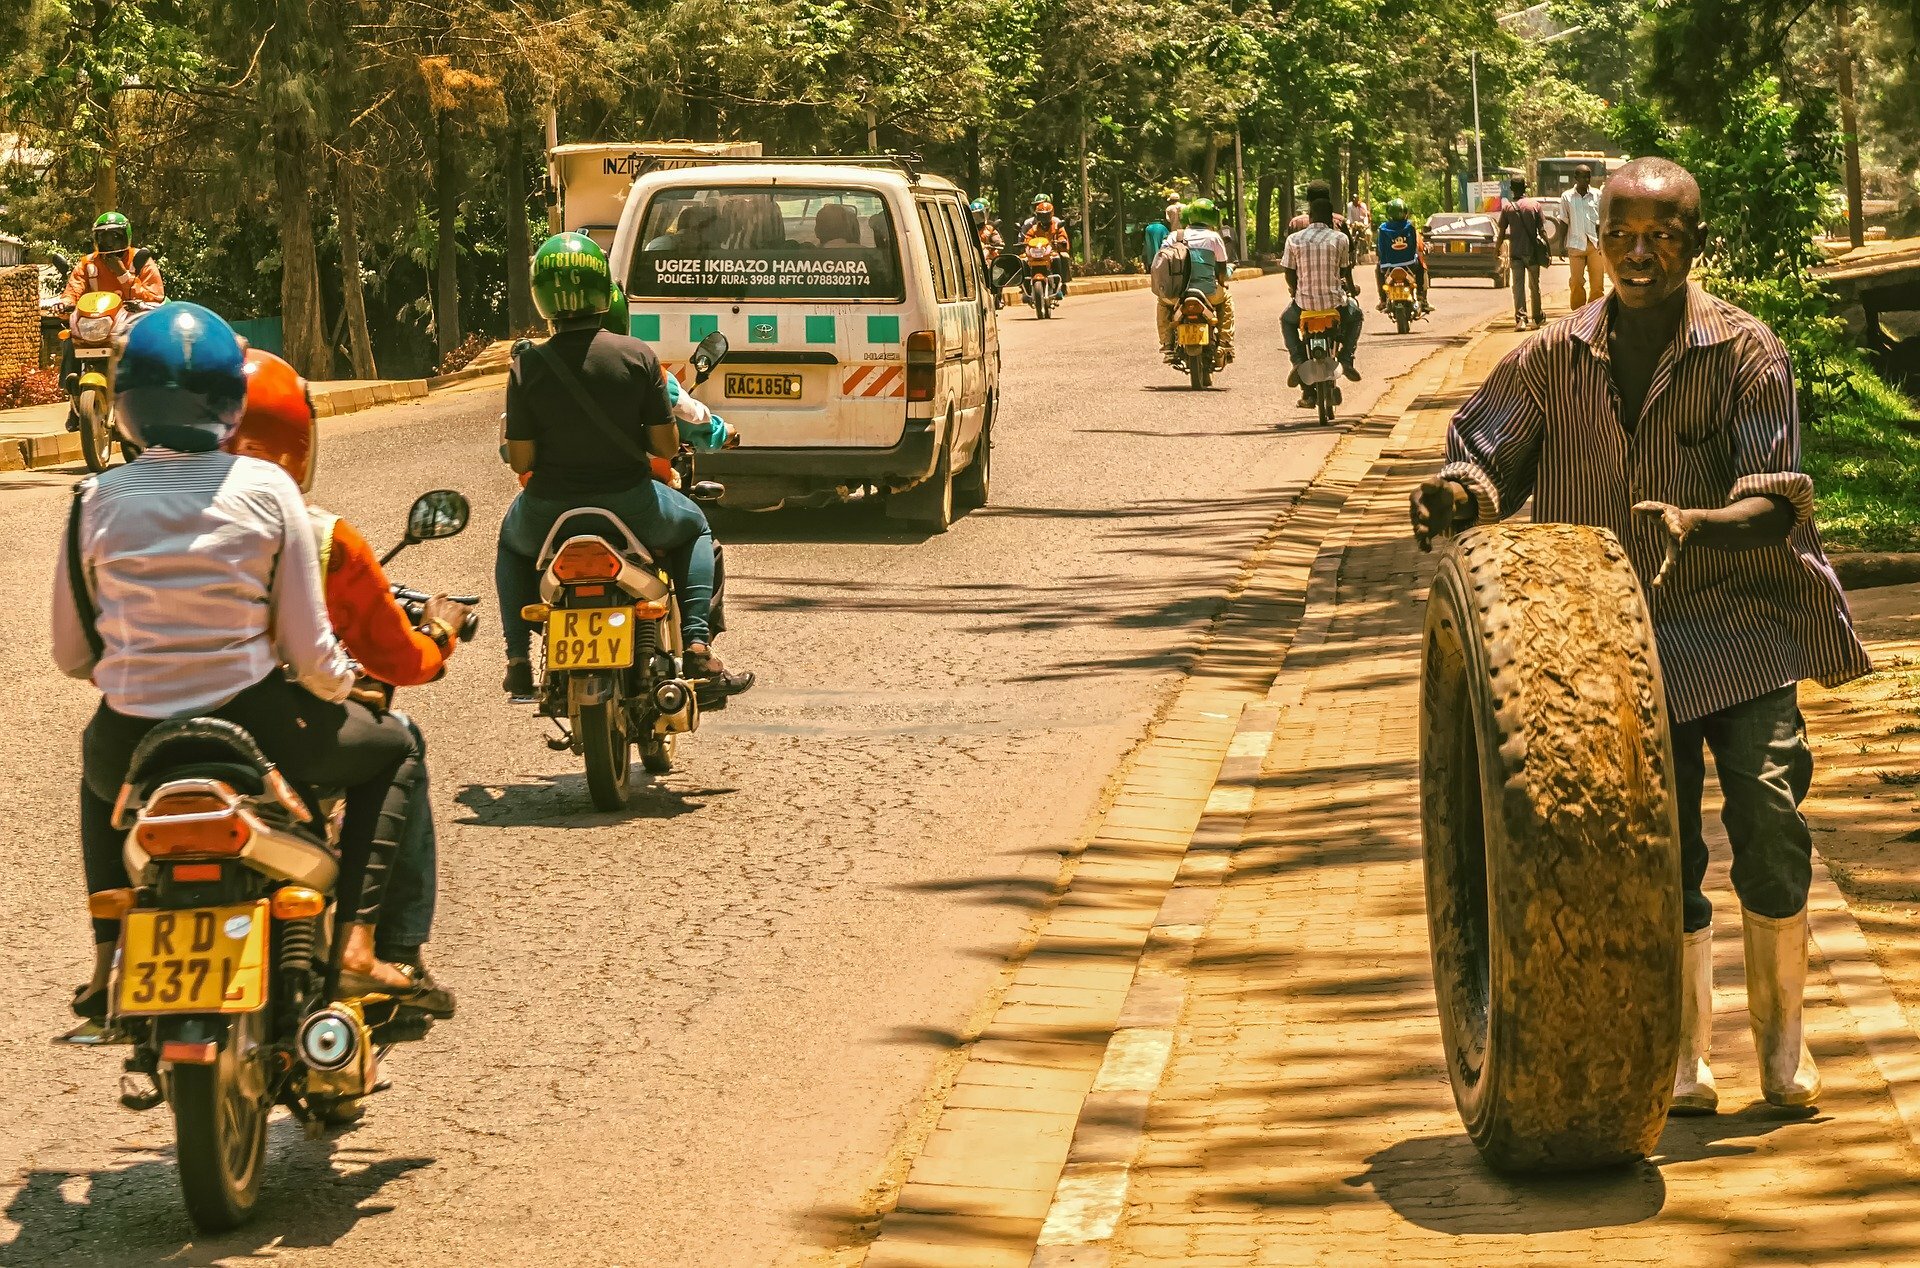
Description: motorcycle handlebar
390,585,483,642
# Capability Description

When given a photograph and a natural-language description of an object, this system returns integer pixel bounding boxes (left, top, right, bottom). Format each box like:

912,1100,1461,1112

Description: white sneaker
1743,907,1822,1107
1671,927,1718,1114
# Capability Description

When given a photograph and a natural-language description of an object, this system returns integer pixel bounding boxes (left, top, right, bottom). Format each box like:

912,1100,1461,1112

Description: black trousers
81,675,412,943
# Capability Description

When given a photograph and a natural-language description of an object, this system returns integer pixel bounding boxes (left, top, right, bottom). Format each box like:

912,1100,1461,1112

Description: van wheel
955,413,991,511
887,422,954,533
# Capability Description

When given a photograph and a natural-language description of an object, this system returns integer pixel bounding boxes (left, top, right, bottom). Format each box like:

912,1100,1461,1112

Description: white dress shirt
52,448,355,718
1562,186,1602,252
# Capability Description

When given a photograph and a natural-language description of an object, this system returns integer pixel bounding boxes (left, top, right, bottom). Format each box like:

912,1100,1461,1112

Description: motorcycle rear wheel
77,389,114,472
1188,350,1210,390
580,700,632,810
172,1015,269,1231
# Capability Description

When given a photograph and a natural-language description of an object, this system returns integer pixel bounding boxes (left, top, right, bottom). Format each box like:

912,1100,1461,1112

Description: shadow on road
453,774,733,828
2,1124,430,1267
708,500,945,546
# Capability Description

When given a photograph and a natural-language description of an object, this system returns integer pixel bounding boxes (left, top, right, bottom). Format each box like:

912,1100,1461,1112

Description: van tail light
906,330,937,403
552,539,621,582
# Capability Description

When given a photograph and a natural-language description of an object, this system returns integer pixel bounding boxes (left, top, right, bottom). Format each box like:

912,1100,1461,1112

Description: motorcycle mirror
690,331,729,383
988,255,1025,292
49,251,72,275
406,489,471,543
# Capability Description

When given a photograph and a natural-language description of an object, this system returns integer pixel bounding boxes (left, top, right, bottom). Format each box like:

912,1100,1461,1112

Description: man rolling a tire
1408,157,1870,1114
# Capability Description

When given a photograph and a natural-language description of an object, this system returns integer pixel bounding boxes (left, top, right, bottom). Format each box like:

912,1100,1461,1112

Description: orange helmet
226,349,316,492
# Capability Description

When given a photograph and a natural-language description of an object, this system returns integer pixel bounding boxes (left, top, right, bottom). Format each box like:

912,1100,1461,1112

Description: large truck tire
1419,522,1683,1172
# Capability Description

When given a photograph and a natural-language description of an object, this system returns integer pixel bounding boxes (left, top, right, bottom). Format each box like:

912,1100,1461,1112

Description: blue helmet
970,199,989,212
116,302,249,452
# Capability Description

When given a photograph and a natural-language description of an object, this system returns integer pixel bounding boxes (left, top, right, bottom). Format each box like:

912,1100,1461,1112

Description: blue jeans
375,756,436,961
496,482,715,658
1282,299,1362,369
1673,684,1815,933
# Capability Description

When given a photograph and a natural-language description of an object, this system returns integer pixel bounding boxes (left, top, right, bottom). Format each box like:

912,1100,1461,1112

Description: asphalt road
0,272,1511,1266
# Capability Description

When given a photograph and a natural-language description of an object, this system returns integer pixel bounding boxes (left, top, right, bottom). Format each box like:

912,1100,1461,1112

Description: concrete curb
309,377,430,419
1832,552,1920,592
852,318,1496,1268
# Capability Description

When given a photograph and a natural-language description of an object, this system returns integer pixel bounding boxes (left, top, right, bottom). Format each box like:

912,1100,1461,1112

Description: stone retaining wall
0,266,39,379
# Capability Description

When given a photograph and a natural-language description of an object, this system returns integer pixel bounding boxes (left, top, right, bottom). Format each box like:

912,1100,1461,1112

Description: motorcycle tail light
906,330,937,403
552,540,621,582
88,888,137,919
1181,299,1207,320
572,584,607,597
171,862,223,883
161,1040,219,1065
136,805,253,858
271,886,326,919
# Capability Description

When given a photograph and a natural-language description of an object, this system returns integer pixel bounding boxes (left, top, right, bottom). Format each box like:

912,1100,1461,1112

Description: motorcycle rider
59,211,167,433
1018,195,1072,300
1155,198,1236,368
973,200,1007,309
224,349,465,1014
496,232,754,701
1281,182,1365,408
52,303,420,1021
1375,197,1432,315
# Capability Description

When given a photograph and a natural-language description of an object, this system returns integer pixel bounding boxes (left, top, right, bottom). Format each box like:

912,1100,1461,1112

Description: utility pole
1836,1,1865,249
1470,51,1485,184
1078,111,1092,267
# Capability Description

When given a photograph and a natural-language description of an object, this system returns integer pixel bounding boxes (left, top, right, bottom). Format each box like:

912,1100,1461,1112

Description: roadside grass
1807,373,1920,553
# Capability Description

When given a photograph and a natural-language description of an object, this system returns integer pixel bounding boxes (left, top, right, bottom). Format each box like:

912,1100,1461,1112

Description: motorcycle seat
115,717,319,830
535,508,659,570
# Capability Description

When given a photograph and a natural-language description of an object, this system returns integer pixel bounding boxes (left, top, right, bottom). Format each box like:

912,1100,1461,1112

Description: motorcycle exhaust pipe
297,1006,363,1072
653,679,692,715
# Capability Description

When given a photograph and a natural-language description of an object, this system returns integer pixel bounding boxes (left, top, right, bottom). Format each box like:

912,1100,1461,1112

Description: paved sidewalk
1104,326,1920,1265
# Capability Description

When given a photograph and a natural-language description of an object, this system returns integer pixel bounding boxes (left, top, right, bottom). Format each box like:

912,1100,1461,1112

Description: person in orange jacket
226,350,466,1016
61,211,166,306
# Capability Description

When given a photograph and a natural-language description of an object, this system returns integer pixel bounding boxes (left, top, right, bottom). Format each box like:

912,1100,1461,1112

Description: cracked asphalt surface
0,274,1508,1266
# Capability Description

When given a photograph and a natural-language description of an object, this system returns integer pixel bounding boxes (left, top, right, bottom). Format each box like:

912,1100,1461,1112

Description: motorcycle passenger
1018,195,1072,299
496,232,754,701
52,304,419,1020
1281,182,1365,408
973,200,1006,309
1155,198,1236,367
224,350,466,1015
1375,198,1432,315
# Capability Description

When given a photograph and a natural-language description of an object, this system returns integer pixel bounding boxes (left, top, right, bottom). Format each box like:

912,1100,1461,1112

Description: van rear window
628,186,903,301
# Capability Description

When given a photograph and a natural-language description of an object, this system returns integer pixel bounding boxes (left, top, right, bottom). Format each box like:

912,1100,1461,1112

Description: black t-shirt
1498,200,1548,265
505,328,674,501
1607,289,1689,435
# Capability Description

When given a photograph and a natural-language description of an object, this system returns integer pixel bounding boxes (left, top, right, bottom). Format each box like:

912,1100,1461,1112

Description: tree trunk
275,124,333,379
335,156,378,379
1077,112,1091,265
433,111,463,359
1835,1,1865,249
1112,161,1127,264
966,126,982,199
503,120,536,333
1255,165,1276,255
1201,136,1220,196
1280,153,1296,231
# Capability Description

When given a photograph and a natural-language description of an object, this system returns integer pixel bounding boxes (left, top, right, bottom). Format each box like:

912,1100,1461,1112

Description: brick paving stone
1108,324,1920,1268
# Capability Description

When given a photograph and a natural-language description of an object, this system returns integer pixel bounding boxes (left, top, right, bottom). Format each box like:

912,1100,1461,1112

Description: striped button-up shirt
1281,222,1352,311
1439,284,1869,724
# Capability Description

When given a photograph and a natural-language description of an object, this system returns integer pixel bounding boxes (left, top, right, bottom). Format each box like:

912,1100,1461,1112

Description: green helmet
92,210,131,254
1184,198,1221,228
1386,198,1408,219
603,281,632,336
531,232,613,322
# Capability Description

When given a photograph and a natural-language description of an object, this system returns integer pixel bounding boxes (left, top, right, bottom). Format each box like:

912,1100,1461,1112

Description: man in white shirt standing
1562,163,1606,309
52,303,418,1019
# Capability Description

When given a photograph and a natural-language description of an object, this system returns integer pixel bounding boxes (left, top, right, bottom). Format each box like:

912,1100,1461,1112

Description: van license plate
725,373,803,400
116,901,269,1016
546,607,637,671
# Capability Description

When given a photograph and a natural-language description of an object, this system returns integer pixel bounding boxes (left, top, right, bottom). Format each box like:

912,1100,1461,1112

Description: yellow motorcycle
1382,264,1424,336
60,289,153,470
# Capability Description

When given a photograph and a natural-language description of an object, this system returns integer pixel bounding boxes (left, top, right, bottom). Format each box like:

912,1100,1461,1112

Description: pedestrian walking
1411,156,1870,1118
1165,198,1184,232
1496,177,1549,329
1562,163,1606,308
1143,213,1170,269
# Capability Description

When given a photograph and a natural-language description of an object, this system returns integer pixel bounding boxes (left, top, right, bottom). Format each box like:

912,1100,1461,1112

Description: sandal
336,961,455,1018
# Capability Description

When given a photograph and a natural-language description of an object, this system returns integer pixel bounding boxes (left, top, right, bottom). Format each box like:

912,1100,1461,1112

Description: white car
608,159,1001,531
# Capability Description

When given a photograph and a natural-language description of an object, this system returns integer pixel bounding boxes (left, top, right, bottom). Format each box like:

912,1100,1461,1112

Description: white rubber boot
1743,907,1822,1107
1671,927,1718,1114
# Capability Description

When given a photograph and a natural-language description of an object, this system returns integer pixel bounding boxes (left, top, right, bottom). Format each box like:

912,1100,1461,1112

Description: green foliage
1801,375,1920,553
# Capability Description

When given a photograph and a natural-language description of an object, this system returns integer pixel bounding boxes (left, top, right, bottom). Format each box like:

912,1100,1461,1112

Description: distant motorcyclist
1281,182,1365,407
60,211,165,307
224,350,464,1015
973,200,1007,308
52,303,415,1021
1375,198,1432,315
1018,195,1072,300
1155,198,1236,368
496,232,753,702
